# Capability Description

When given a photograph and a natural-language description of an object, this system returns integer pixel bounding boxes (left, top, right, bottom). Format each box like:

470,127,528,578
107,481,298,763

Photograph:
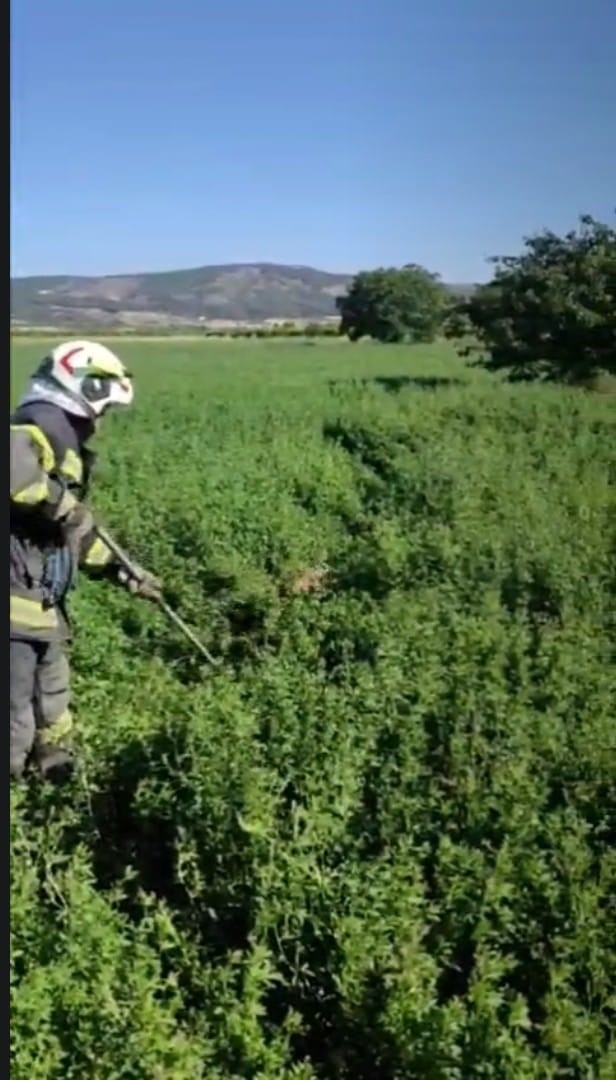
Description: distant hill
10,262,475,329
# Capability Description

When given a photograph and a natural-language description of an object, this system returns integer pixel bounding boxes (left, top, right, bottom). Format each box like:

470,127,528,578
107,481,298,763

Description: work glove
117,565,163,603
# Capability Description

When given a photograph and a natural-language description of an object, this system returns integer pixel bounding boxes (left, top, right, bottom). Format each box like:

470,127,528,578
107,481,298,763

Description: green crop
10,339,616,1078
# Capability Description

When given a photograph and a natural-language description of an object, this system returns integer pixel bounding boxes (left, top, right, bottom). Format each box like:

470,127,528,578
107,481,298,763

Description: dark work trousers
10,639,72,779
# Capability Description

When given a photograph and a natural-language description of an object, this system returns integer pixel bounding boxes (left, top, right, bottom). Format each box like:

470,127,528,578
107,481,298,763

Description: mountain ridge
11,262,474,328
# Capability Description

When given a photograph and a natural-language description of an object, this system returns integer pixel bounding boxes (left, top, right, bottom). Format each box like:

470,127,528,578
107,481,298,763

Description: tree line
336,213,615,384
11,322,343,340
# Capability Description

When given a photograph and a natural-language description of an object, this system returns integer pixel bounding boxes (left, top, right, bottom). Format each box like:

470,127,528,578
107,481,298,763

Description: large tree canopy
337,264,447,344
447,214,616,383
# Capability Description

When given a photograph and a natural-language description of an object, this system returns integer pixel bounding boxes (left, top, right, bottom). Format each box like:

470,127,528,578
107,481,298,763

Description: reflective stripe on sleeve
12,480,49,505
82,536,113,567
10,595,58,630
59,448,83,483
10,424,55,472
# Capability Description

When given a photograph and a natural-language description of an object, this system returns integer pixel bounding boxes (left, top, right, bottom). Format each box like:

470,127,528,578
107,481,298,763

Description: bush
336,265,447,344
448,214,616,383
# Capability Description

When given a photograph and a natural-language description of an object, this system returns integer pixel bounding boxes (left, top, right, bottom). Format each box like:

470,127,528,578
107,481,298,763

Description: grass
10,338,616,1079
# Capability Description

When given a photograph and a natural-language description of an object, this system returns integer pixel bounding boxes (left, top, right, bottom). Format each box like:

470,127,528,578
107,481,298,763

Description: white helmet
20,340,134,420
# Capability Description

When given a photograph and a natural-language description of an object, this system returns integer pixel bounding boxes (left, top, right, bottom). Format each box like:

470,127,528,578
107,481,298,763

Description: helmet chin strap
18,376,97,420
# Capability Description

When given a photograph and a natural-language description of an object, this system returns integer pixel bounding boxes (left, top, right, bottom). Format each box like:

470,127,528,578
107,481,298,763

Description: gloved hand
117,565,163,603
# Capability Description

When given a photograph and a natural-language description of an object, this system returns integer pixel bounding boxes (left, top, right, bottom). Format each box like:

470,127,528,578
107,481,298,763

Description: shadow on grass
329,375,464,395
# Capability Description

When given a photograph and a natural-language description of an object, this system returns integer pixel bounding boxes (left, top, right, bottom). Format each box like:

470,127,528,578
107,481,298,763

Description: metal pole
95,526,220,667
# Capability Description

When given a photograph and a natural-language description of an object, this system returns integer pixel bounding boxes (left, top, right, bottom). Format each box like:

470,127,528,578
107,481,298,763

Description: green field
10,339,616,1078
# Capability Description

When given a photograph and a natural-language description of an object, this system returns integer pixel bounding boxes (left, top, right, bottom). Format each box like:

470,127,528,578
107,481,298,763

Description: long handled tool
95,526,220,667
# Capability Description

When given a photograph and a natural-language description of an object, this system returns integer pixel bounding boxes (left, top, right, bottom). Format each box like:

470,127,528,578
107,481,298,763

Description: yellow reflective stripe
10,424,55,472
12,480,49,505
89,356,125,378
83,536,113,567
10,595,58,630
56,490,78,517
59,448,83,483
36,711,73,746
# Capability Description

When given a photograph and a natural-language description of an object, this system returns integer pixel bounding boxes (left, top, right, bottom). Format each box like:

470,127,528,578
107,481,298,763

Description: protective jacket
10,400,114,642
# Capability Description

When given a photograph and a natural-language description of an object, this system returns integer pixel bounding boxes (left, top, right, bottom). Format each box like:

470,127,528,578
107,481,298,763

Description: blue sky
11,0,615,281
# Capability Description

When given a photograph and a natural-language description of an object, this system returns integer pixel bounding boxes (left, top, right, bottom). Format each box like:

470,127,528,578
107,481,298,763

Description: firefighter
10,340,161,783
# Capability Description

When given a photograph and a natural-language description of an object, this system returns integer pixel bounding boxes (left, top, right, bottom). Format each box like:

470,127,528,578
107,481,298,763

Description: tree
336,264,447,344
447,214,616,383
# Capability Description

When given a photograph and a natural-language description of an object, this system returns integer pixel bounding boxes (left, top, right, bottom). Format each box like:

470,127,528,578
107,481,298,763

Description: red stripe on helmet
58,347,83,375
